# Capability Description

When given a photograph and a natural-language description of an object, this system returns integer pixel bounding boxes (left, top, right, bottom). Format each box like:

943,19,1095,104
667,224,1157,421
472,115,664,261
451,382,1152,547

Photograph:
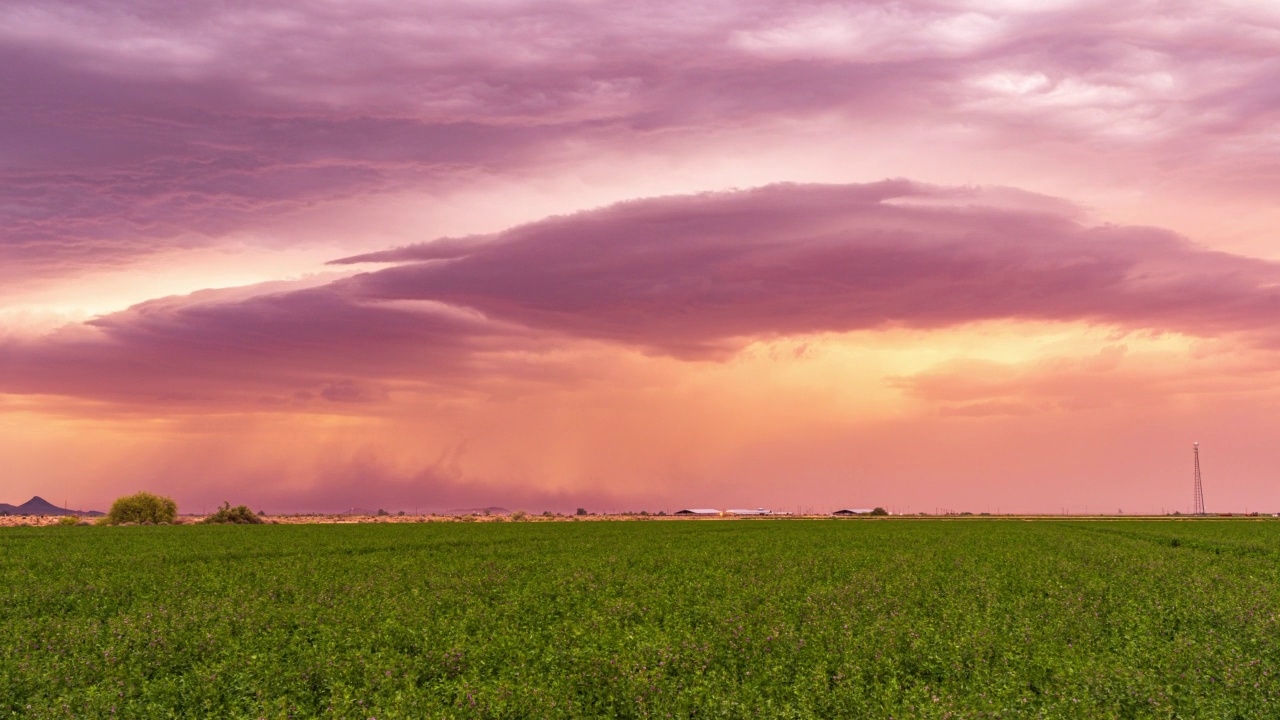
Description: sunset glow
5,0,1280,513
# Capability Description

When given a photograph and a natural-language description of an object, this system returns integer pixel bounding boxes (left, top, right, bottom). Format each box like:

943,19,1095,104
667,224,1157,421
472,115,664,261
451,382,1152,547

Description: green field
4,520,1280,718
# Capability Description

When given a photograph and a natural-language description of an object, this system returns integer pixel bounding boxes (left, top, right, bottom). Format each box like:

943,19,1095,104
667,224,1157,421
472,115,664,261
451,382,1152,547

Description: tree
200,502,263,524
576,508,588,516
107,492,177,525
870,507,889,516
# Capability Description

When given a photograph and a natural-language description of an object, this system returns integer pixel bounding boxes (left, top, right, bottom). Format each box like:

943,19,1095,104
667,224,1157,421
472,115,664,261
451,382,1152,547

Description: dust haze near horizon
4,0,1280,515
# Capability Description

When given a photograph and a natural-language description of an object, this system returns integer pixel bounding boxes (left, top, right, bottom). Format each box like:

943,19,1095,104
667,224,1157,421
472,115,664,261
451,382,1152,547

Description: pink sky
3,0,1280,514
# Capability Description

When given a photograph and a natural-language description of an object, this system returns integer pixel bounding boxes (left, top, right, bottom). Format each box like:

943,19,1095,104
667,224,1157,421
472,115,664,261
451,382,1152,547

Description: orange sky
4,1,1280,513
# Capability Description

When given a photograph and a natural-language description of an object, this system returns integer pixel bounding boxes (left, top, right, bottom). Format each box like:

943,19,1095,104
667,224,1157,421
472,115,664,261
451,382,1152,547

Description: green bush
107,492,177,525
200,502,264,525
57,515,79,526
870,507,889,516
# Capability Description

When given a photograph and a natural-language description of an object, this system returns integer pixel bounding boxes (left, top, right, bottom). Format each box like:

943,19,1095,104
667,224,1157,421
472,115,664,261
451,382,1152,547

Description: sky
3,0,1280,514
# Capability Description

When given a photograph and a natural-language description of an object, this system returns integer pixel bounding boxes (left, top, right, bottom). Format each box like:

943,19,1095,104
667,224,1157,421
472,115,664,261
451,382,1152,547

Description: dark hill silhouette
20,496,66,514
0,496,104,516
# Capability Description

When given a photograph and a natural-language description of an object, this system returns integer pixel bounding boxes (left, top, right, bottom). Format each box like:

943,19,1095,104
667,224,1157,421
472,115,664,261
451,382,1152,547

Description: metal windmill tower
1193,442,1206,516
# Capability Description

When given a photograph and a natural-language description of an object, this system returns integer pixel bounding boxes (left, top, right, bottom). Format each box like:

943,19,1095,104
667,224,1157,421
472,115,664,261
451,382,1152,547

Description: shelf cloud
4,181,1278,407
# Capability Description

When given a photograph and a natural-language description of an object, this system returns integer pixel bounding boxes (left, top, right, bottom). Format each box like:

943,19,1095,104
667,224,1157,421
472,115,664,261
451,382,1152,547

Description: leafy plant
7,521,1280,718
56,515,79,526
106,491,177,525
200,502,264,524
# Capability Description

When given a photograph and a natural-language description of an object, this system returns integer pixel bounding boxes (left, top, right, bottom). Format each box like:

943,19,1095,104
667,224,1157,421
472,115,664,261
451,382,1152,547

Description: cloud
338,181,1280,355
938,400,1043,417
6,0,1280,278
896,340,1280,415
3,180,1280,406
0,279,530,406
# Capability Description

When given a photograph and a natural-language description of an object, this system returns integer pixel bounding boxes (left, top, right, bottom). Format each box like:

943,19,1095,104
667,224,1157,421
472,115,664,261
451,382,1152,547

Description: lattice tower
1193,442,1206,516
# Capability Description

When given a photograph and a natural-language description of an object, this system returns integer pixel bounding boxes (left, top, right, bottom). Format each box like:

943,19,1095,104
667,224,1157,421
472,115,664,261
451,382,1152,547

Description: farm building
727,508,773,516
832,508,874,516
674,508,722,516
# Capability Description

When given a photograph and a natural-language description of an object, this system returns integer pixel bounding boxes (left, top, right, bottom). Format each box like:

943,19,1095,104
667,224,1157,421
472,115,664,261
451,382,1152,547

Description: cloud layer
339,182,1280,355
4,181,1278,406
6,0,1280,279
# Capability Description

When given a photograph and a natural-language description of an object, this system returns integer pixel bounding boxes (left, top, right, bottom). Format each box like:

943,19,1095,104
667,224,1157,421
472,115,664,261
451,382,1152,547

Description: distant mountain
0,496,104,516
20,496,69,515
